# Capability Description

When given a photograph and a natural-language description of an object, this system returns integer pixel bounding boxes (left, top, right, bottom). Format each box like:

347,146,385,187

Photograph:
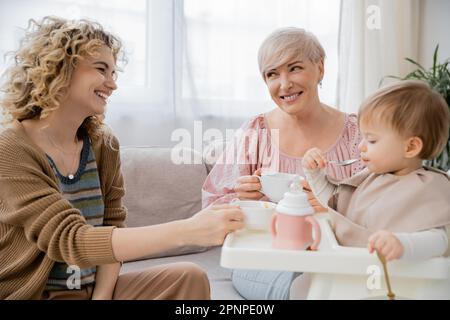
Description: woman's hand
302,148,327,170
185,204,245,247
302,180,328,213
368,230,404,261
234,168,264,200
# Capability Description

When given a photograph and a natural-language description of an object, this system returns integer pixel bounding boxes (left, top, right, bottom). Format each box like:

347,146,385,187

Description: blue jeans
231,269,301,300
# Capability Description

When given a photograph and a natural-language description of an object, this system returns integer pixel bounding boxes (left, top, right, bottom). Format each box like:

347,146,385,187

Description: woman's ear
318,58,324,81
404,136,423,158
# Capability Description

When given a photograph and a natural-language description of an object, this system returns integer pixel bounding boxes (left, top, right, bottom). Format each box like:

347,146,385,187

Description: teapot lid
276,176,314,216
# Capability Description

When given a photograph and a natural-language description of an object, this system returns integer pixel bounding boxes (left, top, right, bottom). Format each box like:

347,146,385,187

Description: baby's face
358,120,411,175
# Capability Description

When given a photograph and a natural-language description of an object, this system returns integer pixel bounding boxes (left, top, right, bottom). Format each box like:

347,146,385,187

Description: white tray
220,214,450,299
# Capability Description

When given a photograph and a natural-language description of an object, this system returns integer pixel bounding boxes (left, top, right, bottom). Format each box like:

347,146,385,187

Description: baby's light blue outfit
231,269,301,300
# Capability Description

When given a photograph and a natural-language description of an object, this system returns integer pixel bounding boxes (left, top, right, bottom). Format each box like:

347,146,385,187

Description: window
182,0,341,117
0,0,173,110
0,0,341,145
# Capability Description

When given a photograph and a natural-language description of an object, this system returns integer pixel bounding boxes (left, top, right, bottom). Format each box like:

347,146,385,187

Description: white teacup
257,172,303,203
231,200,276,230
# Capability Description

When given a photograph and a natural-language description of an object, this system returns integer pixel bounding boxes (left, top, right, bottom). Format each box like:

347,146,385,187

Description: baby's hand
368,231,404,261
302,148,327,170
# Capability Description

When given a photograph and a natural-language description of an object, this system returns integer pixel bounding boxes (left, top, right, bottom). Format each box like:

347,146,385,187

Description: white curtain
181,0,341,118
0,0,341,146
0,0,179,145
337,0,420,113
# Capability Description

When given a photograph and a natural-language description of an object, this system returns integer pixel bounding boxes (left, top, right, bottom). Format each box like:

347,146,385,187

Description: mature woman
202,28,364,299
0,16,244,300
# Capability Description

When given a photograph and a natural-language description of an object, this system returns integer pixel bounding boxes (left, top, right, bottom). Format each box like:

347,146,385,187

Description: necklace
45,131,80,180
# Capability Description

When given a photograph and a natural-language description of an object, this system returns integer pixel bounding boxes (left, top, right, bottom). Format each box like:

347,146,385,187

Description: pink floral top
202,113,365,207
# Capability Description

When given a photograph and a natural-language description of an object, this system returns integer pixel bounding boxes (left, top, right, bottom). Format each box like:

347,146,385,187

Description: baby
302,80,450,261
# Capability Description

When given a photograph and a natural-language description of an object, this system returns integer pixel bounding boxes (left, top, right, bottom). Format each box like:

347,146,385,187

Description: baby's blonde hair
0,16,124,140
258,27,325,80
359,80,450,160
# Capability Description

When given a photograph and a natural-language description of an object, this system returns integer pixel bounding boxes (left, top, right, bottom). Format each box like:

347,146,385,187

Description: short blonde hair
0,16,124,140
359,80,450,160
258,27,326,80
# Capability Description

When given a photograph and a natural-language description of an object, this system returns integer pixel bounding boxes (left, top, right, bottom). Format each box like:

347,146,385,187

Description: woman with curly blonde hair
0,16,244,300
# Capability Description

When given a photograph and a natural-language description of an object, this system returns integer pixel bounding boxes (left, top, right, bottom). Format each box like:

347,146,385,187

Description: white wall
419,0,450,68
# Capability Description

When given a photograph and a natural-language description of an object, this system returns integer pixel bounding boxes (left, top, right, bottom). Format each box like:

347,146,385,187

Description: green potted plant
381,44,450,171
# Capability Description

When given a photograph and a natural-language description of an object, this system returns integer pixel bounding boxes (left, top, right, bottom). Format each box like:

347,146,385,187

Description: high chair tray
220,214,450,280
221,214,450,299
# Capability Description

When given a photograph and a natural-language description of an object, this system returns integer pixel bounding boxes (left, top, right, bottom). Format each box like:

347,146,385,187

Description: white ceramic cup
256,172,303,203
231,200,276,230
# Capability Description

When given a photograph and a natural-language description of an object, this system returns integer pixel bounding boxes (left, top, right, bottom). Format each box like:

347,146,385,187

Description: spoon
328,158,359,166
376,250,396,300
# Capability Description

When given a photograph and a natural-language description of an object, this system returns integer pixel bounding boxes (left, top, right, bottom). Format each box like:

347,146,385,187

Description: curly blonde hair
0,16,124,140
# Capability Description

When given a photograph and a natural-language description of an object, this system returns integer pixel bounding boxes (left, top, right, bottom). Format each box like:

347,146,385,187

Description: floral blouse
202,113,365,207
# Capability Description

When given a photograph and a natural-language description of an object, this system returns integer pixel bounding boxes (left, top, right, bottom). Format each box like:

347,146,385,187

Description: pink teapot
271,177,321,250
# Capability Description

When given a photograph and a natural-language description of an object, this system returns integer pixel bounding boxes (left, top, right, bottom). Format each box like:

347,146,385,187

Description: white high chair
221,213,450,300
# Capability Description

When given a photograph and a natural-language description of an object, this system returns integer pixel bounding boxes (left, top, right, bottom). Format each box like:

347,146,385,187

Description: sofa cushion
120,146,209,258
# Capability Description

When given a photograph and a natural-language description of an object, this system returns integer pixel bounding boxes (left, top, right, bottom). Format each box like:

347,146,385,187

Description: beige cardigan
0,121,127,299
322,167,450,255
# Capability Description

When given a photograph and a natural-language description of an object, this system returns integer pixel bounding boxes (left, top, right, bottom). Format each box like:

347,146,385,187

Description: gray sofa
118,146,243,300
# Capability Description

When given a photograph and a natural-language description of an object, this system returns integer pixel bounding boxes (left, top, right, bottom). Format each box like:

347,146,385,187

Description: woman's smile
280,91,303,104
94,90,109,104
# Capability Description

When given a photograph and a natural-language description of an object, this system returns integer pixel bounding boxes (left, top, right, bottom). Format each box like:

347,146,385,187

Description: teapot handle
270,214,278,237
305,216,321,250
254,175,264,193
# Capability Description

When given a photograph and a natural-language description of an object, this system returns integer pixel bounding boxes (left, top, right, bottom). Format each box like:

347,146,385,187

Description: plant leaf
432,44,439,77
405,57,426,71
378,75,401,87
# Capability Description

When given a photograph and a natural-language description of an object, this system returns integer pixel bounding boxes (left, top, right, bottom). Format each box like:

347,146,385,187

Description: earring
319,81,323,89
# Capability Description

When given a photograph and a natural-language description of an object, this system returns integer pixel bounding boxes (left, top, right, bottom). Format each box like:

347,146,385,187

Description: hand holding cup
234,168,264,200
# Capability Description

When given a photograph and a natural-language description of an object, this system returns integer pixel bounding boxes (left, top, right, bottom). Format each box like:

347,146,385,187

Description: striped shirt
45,135,104,291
